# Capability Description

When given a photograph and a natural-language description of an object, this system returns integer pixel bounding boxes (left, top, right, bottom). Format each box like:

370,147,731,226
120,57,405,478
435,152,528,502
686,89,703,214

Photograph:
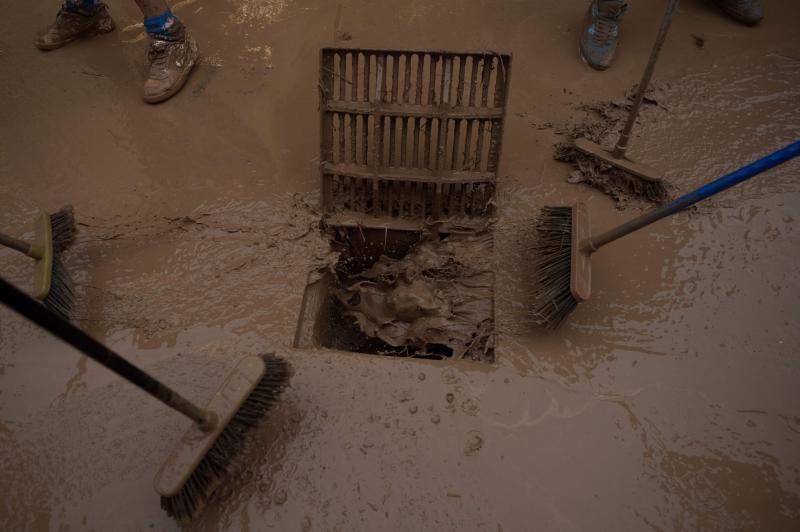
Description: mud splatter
246,45,274,68
463,430,484,456
230,0,290,26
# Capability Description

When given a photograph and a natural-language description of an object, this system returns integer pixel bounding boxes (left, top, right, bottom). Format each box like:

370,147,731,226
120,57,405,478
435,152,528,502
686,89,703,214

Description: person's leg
579,0,627,71
133,0,168,18
34,0,115,51
134,0,184,39
713,0,763,25
134,0,199,104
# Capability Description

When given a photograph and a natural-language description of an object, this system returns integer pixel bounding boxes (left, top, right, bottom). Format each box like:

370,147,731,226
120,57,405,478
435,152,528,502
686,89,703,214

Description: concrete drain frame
295,47,511,363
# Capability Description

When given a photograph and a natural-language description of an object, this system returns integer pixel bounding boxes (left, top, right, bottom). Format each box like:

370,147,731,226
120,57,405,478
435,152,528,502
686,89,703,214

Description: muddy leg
133,0,170,18
134,0,186,40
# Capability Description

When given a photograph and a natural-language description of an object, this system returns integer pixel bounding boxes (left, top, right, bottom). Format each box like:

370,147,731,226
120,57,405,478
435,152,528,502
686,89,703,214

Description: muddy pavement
2,0,800,530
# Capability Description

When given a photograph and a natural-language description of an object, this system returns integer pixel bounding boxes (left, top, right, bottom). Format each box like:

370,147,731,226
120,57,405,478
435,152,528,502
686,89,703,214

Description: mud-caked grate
319,48,511,231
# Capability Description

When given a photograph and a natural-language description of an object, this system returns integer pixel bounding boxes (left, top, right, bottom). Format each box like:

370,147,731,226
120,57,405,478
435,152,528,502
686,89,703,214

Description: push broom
570,0,679,203
0,206,76,318
532,140,800,328
0,276,291,519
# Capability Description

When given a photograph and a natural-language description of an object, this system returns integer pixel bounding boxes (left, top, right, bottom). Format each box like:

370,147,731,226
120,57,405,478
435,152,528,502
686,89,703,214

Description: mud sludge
295,226,495,362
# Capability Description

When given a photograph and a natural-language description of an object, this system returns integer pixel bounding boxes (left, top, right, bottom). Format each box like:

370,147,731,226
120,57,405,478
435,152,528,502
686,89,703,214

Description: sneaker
142,31,199,104
34,3,115,51
579,0,627,70
713,0,763,26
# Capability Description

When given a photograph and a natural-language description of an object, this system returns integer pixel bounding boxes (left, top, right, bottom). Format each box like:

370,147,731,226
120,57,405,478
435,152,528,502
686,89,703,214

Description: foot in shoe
142,31,199,104
34,2,115,51
579,0,628,71
713,0,763,26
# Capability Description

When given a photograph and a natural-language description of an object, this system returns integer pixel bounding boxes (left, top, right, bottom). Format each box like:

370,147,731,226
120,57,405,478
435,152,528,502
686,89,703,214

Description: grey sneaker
34,3,115,51
142,31,199,104
713,0,763,26
579,0,627,70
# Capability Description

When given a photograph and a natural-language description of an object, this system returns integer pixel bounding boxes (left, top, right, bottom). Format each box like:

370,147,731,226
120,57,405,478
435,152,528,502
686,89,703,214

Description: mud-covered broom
0,206,76,318
0,277,291,520
568,0,679,205
532,140,800,328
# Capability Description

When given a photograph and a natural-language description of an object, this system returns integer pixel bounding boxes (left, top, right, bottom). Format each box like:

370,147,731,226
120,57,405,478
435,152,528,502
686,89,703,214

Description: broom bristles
532,206,577,328
49,205,76,253
161,354,292,520
43,253,75,320
42,206,77,320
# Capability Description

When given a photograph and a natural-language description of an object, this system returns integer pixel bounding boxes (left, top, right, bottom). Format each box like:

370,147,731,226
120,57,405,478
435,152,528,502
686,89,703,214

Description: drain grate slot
320,48,511,230
325,177,495,219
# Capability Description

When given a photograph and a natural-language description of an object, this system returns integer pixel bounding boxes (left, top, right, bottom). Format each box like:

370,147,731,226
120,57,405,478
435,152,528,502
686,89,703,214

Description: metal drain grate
319,48,511,231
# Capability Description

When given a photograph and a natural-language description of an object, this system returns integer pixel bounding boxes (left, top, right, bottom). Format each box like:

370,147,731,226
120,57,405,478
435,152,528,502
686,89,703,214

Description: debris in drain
333,232,494,362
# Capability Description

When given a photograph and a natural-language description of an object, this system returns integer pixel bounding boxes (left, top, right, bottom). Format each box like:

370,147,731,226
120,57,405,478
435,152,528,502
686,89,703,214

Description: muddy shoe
142,32,199,104
713,0,763,26
579,0,627,70
34,4,115,51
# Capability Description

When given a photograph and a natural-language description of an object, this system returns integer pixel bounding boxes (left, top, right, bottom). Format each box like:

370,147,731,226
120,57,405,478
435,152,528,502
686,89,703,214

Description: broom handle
587,140,800,251
0,232,34,257
0,276,217,431
613,0,679,159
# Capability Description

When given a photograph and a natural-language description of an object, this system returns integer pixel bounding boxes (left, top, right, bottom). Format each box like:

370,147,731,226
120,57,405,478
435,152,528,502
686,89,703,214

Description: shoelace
148,41,170,71
591,4,625,45
591,17,617,45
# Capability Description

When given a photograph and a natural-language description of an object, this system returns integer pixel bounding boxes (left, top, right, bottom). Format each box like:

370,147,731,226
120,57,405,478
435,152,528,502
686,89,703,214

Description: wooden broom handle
0,232,35,257
613,0,679,159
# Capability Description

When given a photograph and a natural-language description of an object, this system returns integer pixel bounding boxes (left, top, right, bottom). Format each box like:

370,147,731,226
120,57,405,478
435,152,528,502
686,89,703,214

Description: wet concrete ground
1,0,800,530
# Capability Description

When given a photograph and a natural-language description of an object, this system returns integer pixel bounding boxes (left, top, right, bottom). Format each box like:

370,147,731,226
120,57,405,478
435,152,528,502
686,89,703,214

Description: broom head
155,353,291,520
31,207,76,319
31,212,53,301
532,203,592,328
574,138,663,183
571,202,592,302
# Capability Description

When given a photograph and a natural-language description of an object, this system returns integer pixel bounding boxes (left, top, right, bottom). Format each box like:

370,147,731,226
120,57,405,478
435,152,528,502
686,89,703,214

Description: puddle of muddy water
2,4,800,530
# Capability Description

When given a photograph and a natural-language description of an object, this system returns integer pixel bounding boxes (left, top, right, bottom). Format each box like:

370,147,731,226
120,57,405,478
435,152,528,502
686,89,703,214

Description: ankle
63,0,101,15
596,0,627,20
144,10,186,41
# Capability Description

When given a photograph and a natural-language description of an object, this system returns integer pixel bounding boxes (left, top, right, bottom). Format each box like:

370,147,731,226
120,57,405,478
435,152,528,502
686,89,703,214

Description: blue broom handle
588,140,800,251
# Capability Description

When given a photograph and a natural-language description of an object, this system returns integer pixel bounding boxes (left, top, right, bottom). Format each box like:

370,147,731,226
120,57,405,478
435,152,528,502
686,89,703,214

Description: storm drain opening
295,47,510,363
295,226,495,363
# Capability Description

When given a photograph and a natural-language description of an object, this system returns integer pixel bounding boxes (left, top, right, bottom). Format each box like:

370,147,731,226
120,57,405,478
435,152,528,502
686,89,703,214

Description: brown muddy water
2,0,800,530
